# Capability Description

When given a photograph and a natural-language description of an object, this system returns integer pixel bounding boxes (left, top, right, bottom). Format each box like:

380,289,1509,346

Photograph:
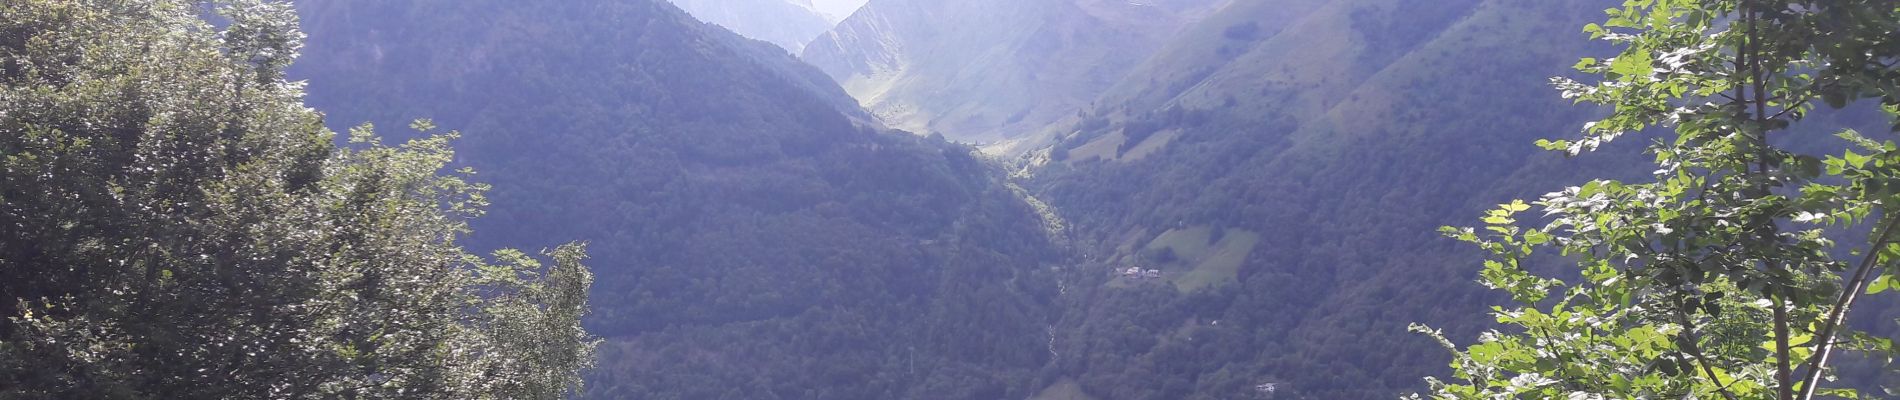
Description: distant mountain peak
801,0,1226,143
667,0,837,53
809,0,871,21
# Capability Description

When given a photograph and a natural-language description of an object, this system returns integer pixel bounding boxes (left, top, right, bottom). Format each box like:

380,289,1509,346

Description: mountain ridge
669,0,836,53
290,0,1070,398
1014,0,1634,397
802,0,1227,143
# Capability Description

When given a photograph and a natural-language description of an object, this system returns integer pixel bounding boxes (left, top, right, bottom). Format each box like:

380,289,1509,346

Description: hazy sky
809,0,870,21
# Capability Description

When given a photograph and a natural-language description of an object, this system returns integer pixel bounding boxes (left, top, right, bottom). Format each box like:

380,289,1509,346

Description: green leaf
1791,332,1814,347
1846,151,1871,169
1610,52,1652,78
1524,230,1552,245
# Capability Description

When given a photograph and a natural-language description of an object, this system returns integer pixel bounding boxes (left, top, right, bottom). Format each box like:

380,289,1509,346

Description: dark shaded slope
291,1,1065,399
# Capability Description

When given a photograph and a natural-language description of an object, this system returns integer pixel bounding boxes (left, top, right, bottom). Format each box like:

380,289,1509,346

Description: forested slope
281,0,1870,398
1021,0,1643,398
289,1,1068,398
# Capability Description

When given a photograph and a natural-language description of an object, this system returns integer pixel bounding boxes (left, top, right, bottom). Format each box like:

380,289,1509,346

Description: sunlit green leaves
1610,51,1653,80
1867,275,1894,295
1415,0,1900,399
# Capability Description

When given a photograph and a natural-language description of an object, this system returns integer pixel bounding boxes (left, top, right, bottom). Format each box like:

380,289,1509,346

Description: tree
0,1,596,398
1413,1,1899,399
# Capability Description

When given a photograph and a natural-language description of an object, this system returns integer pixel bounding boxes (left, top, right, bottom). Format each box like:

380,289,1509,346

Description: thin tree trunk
1676,298,1740,400
1774,290,1795,400
1738,3,1794,398
1798,215,1900,400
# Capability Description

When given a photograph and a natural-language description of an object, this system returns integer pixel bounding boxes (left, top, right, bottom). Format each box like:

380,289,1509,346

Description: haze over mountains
14,1,1900,399
294,0,1642,397
707,0,1640,398
659,0,873,54
809,0,872,20
229,0,1861,398
802,0,1229,144
667,0,840,53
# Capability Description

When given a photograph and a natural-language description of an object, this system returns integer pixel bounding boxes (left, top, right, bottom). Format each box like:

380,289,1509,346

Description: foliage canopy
1417,0,1900,398
0,1,596,398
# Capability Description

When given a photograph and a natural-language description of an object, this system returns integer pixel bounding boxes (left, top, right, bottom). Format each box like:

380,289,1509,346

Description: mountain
669,0,837,53
810,0,871,20
800,0,1227,143
1014,0,1642,398
290,0,1069,398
